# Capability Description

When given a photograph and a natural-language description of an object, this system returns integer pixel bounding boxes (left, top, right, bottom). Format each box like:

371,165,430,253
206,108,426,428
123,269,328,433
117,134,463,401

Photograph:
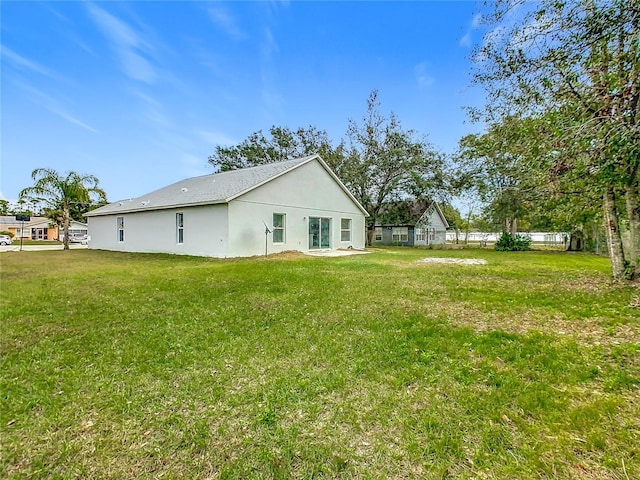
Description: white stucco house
85,155,368,257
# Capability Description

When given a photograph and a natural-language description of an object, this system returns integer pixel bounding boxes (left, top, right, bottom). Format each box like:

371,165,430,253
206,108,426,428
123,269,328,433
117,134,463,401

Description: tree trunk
464,210,472,245
603,187,626,280
625,182,640,279
63,204,70,250
505,217,517,236
568,231,584,251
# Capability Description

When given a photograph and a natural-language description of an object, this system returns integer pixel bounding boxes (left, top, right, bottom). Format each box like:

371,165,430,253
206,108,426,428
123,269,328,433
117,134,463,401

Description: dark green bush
495,232,531,251
0,230,14,238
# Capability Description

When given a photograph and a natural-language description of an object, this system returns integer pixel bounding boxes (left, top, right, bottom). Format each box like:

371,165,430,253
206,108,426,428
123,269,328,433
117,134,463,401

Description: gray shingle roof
86,155,324,217
0,216,58,227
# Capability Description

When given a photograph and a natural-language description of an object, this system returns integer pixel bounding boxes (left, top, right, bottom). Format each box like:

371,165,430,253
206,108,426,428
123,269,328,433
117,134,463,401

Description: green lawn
1,248,638,479
6,239,63,246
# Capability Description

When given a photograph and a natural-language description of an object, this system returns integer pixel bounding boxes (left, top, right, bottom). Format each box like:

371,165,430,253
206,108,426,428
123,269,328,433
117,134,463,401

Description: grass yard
6,240,63,246
1,248,638,479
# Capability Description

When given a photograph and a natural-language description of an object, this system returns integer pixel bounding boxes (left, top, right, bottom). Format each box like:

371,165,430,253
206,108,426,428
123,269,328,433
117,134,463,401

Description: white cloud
472,13,483,28
1,45,64,81
459,32,472,49
13,81,98,133
196,129,238,146
127,89,174,131
120,49,157,84
180,153,213,179
261,27,279,60
459,12,484,49
206,5,247,40
53,110,98,133
415,62,435,88
259,27,282,117
86,3,157,83
261,89,283,113
66,32,95,56
180,153,206,168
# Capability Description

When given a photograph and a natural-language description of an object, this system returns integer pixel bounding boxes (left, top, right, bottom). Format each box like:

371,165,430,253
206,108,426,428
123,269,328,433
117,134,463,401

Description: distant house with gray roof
85,154,368,257
369,202,449,246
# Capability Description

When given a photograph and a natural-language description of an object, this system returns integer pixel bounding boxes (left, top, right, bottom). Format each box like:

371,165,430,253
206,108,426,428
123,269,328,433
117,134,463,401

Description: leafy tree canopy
208,126,345,172
473,0,639,278
208,91,449,233
344,91,447,226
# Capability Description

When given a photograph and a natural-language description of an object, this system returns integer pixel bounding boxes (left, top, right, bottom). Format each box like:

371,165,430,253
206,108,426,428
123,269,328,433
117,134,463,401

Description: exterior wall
227,160,366,256
370,226,415,246
7,227,21,238
8,224,58,240
415,208,448,246
1,217,59,240
88,204,229,257
30,225,54,240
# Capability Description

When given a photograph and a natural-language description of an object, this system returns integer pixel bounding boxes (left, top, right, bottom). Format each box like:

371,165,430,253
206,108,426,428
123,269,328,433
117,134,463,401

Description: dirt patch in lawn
417,257,488,265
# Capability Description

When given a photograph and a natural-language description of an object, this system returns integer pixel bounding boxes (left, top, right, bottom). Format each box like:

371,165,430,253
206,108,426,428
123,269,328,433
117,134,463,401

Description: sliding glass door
309,217,331,249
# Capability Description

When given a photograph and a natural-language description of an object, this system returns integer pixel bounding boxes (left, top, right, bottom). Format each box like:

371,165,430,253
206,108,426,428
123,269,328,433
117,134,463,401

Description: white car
69,233,88,243
0,234,13,245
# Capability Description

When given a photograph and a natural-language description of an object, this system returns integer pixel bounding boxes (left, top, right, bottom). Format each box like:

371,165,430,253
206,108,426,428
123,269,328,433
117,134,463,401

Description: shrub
0,230,14,238
495,232,531,251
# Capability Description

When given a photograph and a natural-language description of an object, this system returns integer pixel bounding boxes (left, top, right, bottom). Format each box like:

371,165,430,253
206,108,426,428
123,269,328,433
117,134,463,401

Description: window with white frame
273,213,285,243
415,228,425,242
428,228,435,242
117,217,125,242
176,213,184,244
341,218,352,241
374,227,383,241
392,226,408,242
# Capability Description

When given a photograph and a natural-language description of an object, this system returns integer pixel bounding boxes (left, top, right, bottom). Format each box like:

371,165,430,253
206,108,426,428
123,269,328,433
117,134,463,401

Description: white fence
446,231,569,246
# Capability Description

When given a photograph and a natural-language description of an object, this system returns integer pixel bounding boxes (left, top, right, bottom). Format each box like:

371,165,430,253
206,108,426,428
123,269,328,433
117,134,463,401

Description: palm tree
19,169,107,250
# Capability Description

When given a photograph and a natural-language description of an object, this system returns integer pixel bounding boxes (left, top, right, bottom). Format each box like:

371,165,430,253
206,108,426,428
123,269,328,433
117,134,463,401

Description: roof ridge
86,154,320,217
212,154,315,175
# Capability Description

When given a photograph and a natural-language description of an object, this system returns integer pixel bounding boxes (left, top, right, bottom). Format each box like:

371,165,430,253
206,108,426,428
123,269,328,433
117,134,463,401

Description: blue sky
1,1,487,204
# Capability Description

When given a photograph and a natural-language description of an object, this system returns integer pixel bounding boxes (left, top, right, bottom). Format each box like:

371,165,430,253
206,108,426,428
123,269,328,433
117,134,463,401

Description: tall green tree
19,169,107,249
456,117,538,235
344,90,447,235
440,203,465,244
208,126,345,172
457,114,605,251
207,92,448,243
474,0,640,279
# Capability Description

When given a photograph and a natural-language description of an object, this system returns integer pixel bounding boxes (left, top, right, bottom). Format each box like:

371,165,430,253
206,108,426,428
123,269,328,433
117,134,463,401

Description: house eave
85,199,227,217
226,154,370,217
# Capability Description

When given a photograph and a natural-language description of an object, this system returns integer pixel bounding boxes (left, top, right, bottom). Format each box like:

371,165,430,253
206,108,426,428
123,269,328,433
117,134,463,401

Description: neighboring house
370,202,449,246
85,154,368,257
59,222,90,242
0,216,87,240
